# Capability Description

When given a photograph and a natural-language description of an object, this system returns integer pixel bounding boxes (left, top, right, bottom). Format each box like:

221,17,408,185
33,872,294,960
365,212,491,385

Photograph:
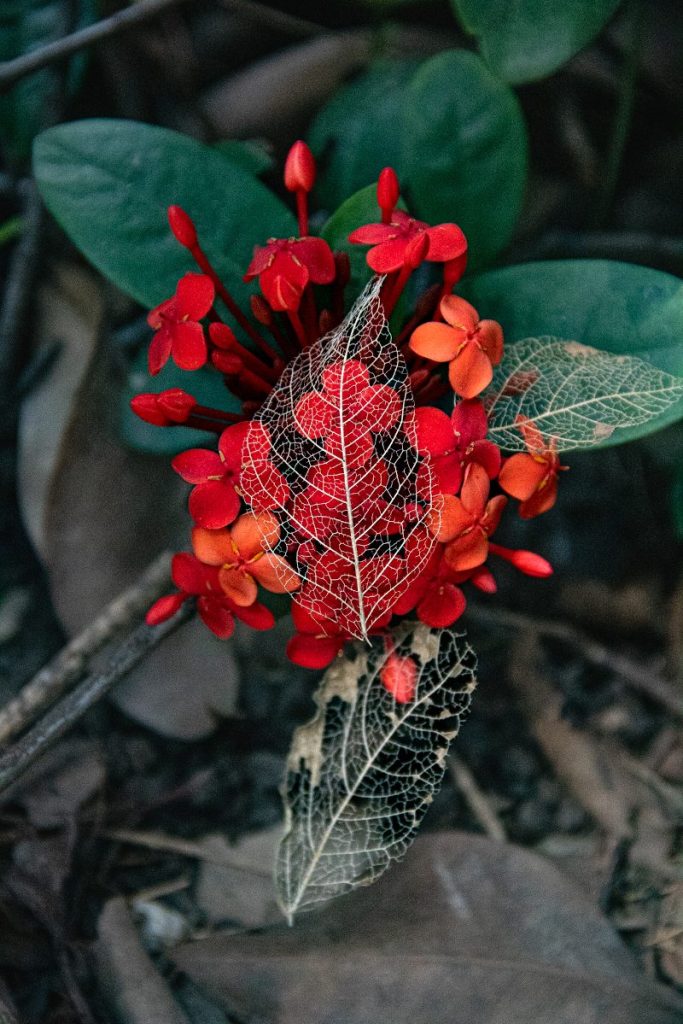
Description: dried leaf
276,623,477,921
484,336,683,450
242,279,436,641
173,832,683,1024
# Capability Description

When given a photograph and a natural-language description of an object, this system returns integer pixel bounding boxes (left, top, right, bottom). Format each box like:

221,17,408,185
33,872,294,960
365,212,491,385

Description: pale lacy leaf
276,622,477,921
241,278,437,640
484,336,683,451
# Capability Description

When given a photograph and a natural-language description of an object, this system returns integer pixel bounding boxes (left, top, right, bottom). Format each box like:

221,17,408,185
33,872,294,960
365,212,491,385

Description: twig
0,0,191,93
448,753,506,842
0,602,194,797
469,603,683,720
0,551,174,746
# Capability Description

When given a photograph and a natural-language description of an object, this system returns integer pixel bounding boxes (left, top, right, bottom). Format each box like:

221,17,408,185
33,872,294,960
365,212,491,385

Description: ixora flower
147,272,214,373
409,294,504,398
136,142,560,684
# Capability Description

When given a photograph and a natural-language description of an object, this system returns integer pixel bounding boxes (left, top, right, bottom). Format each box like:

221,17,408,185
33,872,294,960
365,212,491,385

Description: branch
469,603,683,720
0,0,191,93
0,551,175,745
0,601,195,797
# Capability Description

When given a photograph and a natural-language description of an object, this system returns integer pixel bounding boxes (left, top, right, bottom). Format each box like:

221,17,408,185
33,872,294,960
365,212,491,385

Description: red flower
244,237,335,312
146,553,274,639
291,457,389,554
348,210,466,274
411,399,501,496
498,420,566,519
391,536,467,629
171,421,249,529
294,359,402,467
286,601,348,669
147,273,214,374
428,463,507,572
299,549,400,638
192,512,300,607
380,651,418,704
409,295,504,399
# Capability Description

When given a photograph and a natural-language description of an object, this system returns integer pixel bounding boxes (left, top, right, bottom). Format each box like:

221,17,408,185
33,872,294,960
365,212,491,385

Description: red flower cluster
136,142,563,697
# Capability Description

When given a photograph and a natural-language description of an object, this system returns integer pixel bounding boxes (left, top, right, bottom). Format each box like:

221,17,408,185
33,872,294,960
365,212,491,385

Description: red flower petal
218,421,250,471
292,237,336,283
348,223,393,245
412,407,456,456
189,479,241,529
444,529,489,572
197,596,235,639
499,453,547,501
448,341,493,399
469,440,501,480
172,448,224,484
519,477,558,519
366,237,415,273
172,552,213,593
426,223,467,262
146,592,185,625
294,389,334,438
233,601,275,630
460,463,490,518
417,582,466,629
322,359,369,396
286,632,343,669
410,322,462,363
452,399,488,447
148,326,173,375
175,273,215,320
357,383,402,432
440,295,479,332
171,321,207,371
380,652,417,704
478,319,504,365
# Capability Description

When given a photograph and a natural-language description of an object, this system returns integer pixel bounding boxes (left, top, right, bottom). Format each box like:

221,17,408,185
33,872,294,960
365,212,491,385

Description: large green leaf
309,52,527,271
451,0,622,84
460,260,683,444
33,119,296,309
308,62,418,214
0,0,98,165
403,51,527,270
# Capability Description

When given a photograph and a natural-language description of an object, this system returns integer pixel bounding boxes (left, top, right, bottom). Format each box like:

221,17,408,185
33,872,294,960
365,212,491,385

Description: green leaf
33,119,296,309
308,61,418,214
277,622,477,921
451,0,622,84
310,52,527,272
403,51,527,270
0,0,98,166
321,184,385,299
460,260,683,444
484,336,683,451
212,138,274,176
119,349,242,456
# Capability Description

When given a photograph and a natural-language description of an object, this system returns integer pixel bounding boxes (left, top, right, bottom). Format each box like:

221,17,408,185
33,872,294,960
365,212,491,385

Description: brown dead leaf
172,832,683,1024
96,897,190,1024
194,826,282,928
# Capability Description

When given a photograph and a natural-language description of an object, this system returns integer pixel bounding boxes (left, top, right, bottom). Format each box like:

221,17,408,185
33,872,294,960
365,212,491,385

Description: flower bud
167,205,197,248
380,652,417,704
157,388,196,423
377,167,399,218
284,140,316,193
209,321,238,349
490,542,553,578
130,393,168,426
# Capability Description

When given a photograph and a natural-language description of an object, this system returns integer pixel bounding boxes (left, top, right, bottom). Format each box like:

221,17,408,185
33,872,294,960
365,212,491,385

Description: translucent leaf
276,622,477,921
484,336,683,451
241,279,437,640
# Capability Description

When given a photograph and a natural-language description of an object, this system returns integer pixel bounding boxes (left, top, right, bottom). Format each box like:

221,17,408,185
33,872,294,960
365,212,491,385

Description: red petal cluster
244,237,335,312
137,150,566,681
147,273,214,374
